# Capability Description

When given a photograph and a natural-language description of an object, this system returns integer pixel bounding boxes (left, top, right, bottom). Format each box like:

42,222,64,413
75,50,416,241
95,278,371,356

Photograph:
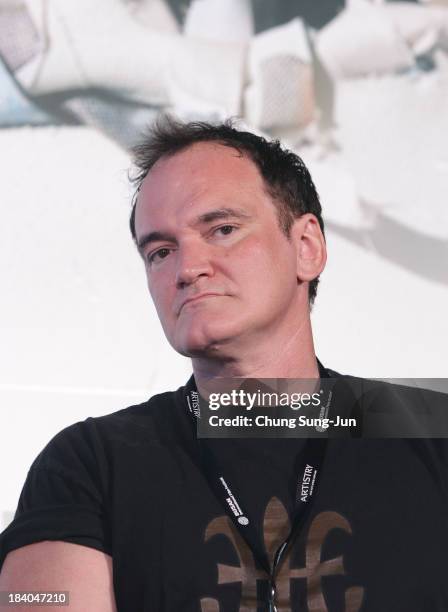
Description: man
0,118,447,612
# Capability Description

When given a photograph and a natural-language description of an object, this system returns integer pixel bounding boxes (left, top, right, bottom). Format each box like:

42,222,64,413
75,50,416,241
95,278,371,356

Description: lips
179,293,223,313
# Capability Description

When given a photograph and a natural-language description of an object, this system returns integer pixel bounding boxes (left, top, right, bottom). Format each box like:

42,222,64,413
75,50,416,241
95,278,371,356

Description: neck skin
191,307,319,399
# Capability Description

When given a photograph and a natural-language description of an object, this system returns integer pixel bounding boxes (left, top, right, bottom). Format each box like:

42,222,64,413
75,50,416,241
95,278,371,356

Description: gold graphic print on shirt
200,498,364,612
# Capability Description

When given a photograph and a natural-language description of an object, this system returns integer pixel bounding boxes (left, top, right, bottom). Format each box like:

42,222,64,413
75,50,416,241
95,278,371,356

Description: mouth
180,293,223,312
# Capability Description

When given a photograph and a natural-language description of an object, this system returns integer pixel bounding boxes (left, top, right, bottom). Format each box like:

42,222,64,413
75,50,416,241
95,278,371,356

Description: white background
0,123,447,528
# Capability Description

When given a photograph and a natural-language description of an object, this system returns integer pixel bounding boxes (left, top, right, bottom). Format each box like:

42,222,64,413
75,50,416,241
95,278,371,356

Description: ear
290,214,327,282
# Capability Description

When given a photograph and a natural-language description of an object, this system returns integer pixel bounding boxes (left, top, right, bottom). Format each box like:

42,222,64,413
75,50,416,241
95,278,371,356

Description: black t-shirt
1,373,448,611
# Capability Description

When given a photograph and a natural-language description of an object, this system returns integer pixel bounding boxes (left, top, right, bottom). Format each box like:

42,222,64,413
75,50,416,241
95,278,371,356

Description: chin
173,320,241,357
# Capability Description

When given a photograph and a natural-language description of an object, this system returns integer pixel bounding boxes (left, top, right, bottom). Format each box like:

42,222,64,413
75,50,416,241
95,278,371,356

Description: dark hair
129,116,325,304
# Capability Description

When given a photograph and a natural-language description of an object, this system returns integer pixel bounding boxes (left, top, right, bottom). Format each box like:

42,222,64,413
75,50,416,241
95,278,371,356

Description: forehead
134,142,272,233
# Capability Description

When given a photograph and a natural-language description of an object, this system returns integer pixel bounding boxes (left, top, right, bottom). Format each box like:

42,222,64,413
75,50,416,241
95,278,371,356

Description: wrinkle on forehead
142,142,262,194
135,142,271,236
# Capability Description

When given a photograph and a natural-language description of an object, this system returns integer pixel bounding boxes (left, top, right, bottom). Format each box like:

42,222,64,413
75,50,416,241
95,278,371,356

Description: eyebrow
136,207,252,252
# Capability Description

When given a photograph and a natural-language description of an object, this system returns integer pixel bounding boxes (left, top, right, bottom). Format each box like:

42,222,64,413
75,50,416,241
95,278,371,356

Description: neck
191,312,319,397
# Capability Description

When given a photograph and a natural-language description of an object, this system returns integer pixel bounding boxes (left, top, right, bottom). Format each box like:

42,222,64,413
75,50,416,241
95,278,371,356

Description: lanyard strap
184,380,328,598
198,435,327,569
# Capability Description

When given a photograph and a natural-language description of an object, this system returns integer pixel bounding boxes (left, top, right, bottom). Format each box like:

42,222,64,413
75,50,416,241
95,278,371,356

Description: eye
214,224,237,236
147,247,172,264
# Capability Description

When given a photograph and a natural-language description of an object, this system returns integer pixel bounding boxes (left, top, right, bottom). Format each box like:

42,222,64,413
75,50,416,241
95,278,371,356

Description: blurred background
1,0,447,528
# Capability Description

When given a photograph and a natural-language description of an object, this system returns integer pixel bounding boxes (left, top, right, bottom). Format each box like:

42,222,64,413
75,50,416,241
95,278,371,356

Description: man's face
134,142,305,357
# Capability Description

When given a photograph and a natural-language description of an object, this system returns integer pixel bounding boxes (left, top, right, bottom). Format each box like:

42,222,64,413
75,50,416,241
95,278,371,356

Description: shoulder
90,383,193,445
328,372,448,437
337,374,447,409
27,383,191,481
324,366,446,406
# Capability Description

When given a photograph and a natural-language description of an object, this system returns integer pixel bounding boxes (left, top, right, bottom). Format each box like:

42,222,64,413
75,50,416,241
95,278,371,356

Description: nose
175,240,214,289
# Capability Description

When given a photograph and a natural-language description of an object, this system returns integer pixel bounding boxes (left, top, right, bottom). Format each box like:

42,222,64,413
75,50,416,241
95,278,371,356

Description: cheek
147,278,171,319
231,235,294,279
